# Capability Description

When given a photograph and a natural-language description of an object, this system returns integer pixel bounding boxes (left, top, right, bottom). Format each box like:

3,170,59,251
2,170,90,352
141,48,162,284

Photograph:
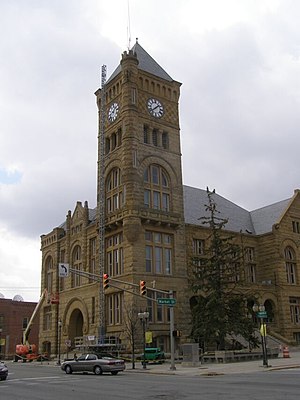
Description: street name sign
257,311,268,318
157,298,176,306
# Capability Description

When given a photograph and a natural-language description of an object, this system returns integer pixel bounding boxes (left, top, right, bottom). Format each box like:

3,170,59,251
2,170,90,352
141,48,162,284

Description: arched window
45,256,53,293
106,168,124,213
72,245,82,288
285,246,297,284
144,165,170,212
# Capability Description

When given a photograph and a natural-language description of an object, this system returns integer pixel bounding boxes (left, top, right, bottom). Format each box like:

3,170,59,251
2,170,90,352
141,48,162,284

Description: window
89,238,97,283
22,317,29,330
162,131,169,149
143,125,149,144
229,262,240,283
106,233,124,276
152,129,158,146
285,247,297,284
292,221,300,234
43,306,52,331
105,128,122,155
193,239,204,255
71,245,82,288
145,231,173,275
45,256,53,294
106,168,124,213
147,291,171,323
117,128,122,146
143,165,170,212
105,138,110,154
246,264,256,283
92,297,95,324
293,332,300,344
245,247,255,262
245,247,256,283
107,293,123,325
290,297,300,324
131,88,136,104
111,132,117,150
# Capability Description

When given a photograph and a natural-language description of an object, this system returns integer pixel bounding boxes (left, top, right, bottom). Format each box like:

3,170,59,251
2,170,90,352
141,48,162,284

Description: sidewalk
125,350,300,376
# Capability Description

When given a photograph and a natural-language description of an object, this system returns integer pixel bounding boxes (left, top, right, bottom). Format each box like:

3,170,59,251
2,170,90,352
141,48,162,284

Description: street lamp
57,319,62,365
0,328,2,359
252,304,268,367
138,311,149,369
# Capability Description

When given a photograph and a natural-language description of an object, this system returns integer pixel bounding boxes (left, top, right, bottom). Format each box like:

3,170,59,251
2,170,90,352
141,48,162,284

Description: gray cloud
1,0,300,300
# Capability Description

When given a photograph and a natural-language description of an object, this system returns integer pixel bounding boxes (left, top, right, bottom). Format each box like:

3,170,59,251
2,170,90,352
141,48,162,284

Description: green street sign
157,298,176,306
257,311,267,318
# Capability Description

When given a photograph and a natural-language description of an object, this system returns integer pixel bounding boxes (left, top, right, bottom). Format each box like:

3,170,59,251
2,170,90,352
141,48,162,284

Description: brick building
0,297,39,359
39,41,300,357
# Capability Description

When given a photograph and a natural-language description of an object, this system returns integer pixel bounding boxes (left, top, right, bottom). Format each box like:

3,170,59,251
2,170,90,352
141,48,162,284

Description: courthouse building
39,41,300,356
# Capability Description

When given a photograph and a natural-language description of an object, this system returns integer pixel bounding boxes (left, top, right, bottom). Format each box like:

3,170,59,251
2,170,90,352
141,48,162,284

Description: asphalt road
1,362,300,400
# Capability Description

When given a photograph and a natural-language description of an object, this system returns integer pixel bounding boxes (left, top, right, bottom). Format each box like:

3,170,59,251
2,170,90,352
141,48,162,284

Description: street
1,362,300,400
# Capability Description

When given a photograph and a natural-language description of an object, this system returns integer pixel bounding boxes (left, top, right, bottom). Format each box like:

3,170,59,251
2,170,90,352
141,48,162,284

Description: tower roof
107,40,173,83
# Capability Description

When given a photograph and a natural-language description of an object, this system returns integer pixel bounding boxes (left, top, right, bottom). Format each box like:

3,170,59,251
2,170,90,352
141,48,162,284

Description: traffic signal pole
169,290,176,371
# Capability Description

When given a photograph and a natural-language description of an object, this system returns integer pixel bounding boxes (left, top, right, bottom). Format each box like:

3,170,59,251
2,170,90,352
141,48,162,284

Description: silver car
61,353,125,375
0,362,8,381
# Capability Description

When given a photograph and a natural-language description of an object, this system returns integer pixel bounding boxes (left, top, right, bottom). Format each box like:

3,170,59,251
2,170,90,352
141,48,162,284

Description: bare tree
123,302,142,369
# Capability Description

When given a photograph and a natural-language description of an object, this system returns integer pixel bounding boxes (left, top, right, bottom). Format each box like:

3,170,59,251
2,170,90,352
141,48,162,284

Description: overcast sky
1,0,299,301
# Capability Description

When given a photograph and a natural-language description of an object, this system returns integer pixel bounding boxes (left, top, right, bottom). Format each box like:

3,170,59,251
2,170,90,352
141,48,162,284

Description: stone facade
39,42,300,357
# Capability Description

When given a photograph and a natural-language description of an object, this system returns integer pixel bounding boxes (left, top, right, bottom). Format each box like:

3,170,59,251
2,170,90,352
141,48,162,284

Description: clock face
108,102,119,122
147,98,164,118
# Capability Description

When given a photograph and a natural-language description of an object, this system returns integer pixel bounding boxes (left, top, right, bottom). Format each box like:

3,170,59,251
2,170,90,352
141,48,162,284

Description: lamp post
253,304,268,367
138,312,149,369
0,328,2,359
57,319,62,365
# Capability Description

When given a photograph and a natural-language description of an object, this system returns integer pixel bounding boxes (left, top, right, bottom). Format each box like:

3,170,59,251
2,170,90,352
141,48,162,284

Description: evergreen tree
190,188,257,350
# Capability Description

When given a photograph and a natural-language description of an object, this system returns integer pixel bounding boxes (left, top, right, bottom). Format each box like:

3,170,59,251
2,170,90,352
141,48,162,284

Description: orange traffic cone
283,346,290,358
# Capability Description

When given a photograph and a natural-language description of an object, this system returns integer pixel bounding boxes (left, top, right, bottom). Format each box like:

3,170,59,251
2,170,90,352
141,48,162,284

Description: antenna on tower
127,0,131,50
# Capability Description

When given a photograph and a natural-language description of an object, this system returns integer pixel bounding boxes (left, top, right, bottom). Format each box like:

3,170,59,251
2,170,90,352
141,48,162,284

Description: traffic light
172,330,182,337
103,273,109,290
140,280,146,296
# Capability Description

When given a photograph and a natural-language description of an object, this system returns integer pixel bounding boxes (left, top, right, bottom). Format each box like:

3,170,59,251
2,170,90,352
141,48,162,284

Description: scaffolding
97,65,107,342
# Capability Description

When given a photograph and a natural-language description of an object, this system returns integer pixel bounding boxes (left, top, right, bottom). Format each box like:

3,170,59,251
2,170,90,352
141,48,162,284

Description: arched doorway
69,309,84,347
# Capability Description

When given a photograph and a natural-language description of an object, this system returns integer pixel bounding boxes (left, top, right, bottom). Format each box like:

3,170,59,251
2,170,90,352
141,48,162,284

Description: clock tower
95,40,190,349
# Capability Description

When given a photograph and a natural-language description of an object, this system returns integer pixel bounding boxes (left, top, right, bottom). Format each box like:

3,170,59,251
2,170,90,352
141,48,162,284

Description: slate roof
107,41,173,84
183,185,292,235
250,198,291,235
56,186,291,236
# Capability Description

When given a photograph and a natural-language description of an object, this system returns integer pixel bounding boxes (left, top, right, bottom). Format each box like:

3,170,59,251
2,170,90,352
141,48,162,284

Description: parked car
142,347,165,364
61,353,125,375
0,362,8,381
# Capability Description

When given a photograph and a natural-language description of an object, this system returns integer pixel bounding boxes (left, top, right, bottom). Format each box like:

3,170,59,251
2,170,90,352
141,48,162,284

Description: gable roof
107,41,173,84
250,198,291,234
183,185,292,235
